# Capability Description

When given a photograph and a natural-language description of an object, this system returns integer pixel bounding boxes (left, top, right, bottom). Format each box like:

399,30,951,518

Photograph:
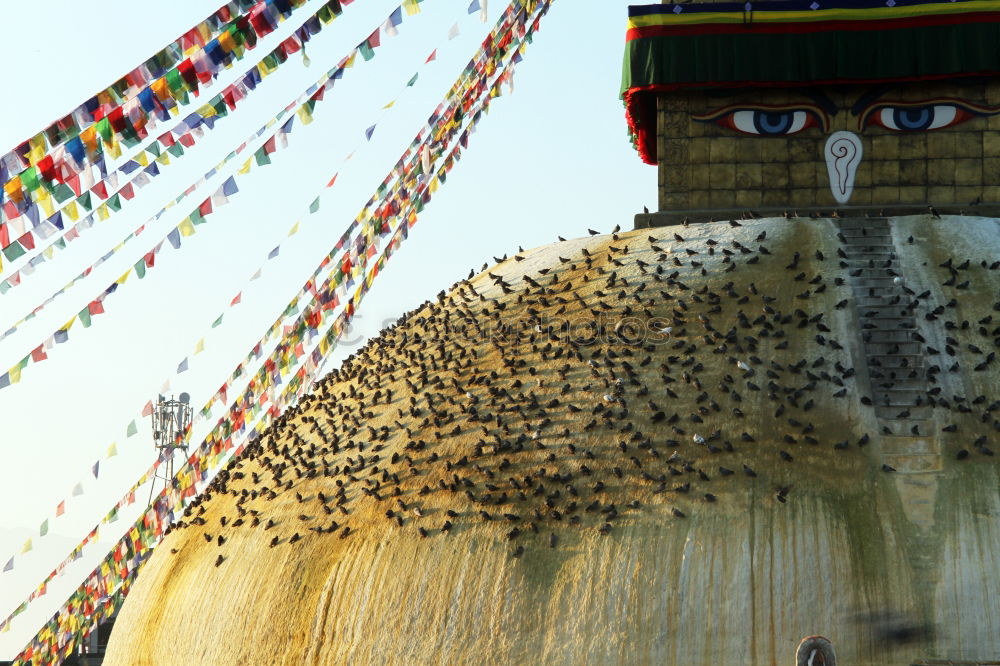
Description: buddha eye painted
867,104,966,132
859,99,1000,133
693,105,825,137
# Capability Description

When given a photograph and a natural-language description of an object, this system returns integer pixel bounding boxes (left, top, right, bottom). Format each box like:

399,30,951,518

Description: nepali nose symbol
824,131,863,205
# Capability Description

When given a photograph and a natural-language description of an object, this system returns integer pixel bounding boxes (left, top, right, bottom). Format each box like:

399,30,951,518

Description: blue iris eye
754,111,793,135
893,107,932,131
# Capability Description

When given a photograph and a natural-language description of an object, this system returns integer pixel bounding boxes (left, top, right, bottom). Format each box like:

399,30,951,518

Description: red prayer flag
425,49,437,63
326,173,338,187
17,231,35,251
223,87,238,111
177,59,199,91
37,155,55,181
66,173,81,196
30,345,47,362
56,501,65,517
120,183,135,200
88,300,105,315
231,292,242,306
0,223,8,248
263,136,277,154
141,400,154,417
144,251,156,268
199,198,213,217
92,180,109,200
178,132,196,148
281,35,301,54
158,132,175,147
367,28,381,49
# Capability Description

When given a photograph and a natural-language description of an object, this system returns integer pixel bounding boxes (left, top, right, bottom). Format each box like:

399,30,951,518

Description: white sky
0,0,653,656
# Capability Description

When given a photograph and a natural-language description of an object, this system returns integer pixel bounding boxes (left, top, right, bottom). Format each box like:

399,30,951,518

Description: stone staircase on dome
835,217,941,481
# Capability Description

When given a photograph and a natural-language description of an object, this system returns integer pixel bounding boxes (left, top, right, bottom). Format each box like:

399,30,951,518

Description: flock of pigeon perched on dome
157,216,999,566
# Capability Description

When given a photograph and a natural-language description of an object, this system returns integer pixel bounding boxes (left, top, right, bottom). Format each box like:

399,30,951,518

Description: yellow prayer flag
9,364,21,384
194,338,205,354
383,100,395,109
136,152,149,167
342,53,357,69
106,140,122,159
156,151,171,165
197,103,216,119
238,158,252,174
38,193,55,217
43,246,55,259
287,221,300,236
97,204,110,221
107,442,118,458
429,177,439,193
403,0,421,15
64,200,79,221
28,145,45,167
116,270,130,285
178,218,196,237
219,30,235,53
80,126,98,151
21,538,31,553
151,77,169,101
297,105,313,125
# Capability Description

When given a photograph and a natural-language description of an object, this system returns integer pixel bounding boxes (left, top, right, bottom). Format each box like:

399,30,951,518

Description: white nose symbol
824,131,863,205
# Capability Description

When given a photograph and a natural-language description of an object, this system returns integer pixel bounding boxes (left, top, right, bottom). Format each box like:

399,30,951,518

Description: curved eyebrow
691,102,830,131
798,89,837,116
855,97,1000,130
851,85,896,116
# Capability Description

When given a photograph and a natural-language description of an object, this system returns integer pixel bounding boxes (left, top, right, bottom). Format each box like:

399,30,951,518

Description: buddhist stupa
106,1,1000,664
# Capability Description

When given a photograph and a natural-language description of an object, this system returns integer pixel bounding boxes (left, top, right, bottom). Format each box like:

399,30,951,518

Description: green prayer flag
147,143,161,157
39,520,48,537
190,209,206,225
407,73,419,87
0,281,10,294
126,420,138,437
167,142,185,158
78,191,93,211
20,167,40,191
254,147,271,166
212,314,224,328
107,193,122,212
2,242,27,262
95,117,112,143
78,307,92,328
309,197,320,214
52,183,75,203
55,237,67,249
134,259,146,279
359,42,375,61
166,68,184,94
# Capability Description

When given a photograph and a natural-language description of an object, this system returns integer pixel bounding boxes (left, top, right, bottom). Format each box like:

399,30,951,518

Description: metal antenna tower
147,393,193,505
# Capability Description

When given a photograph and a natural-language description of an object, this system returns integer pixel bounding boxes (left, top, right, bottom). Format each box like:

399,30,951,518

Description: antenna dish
179,392,190,404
